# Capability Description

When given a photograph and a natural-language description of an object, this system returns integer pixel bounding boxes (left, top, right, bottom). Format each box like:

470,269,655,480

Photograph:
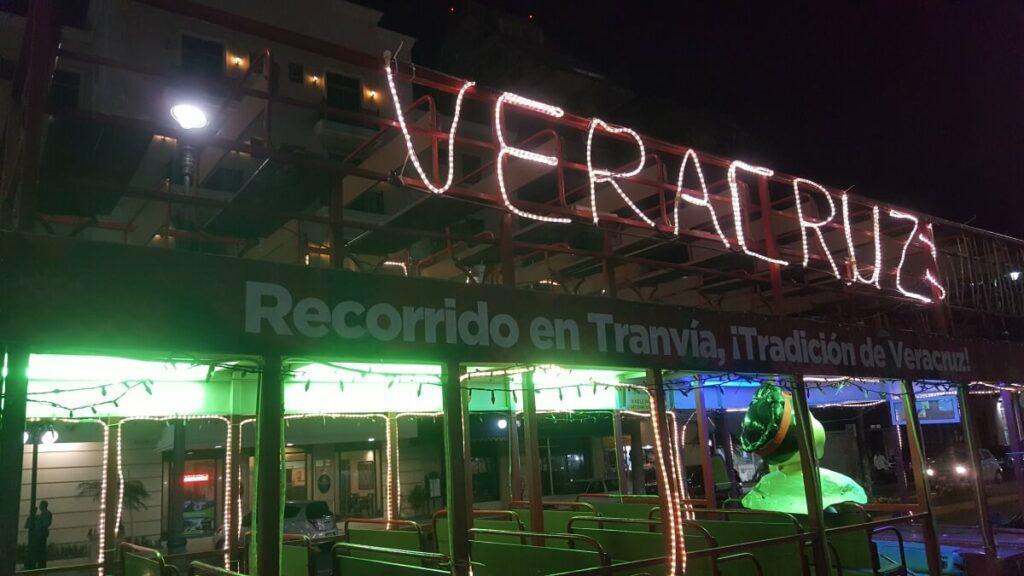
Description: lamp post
24,424,59,527
169,103,208,196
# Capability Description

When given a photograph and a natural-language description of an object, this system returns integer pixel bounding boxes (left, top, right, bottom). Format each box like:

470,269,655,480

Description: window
325,72,360,111
288,62,303,84
181,35,224,80
48,69,81,110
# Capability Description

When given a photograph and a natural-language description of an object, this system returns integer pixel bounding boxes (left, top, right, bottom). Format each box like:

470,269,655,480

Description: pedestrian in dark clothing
25,501,52,569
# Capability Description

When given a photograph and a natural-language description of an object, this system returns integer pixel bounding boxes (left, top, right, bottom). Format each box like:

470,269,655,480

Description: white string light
727,161,789,266
494,92,571,223
673,149,729,247
918,225,947,300
222,420,233,569
384,63,474,194
383,260,409,276
889,209,933,303
840,194,882,288
586,119,653,226
115,416,230,538
792,178,841,279
96,421,110,576
644,387,681,576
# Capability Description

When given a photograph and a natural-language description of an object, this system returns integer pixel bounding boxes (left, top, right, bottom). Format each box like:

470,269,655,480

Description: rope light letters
384,62,946,305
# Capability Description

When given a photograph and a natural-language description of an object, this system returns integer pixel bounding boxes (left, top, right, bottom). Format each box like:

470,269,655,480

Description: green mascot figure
740,382,867,514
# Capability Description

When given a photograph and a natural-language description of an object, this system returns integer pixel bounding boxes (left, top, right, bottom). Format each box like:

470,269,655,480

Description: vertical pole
855,411,873,496
329,181,345,269
254,355,284,576
900,380,942,576
693,381,717,509
612,412,629,494
0,345,29,576
507,406,522,502
500,213,516,288
957,383,997,560
29,435,39,536
756,176,784,310
628,419,646,495
891,424,909,502
442,360,471,576
647,369,679,574
521,370,545,542
715,411,738,499
387,413,401,520
791,375,831,576
167,421,188,554
1001,391,1024,519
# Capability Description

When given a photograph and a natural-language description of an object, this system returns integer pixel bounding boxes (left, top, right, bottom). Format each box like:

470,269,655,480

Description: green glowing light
509,366,637,411
284,362,443,414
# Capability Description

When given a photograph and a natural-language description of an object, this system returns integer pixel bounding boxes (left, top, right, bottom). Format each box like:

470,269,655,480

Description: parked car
925,448,1002,486
214,500,338,549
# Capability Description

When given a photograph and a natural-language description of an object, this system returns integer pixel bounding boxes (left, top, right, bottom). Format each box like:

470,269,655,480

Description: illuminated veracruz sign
384,60,946,305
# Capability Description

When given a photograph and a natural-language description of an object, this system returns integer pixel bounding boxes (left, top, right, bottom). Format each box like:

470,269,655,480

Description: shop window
181,459,217,537
338,449,380,518
181,35,224,80
285,451,308,500
48,69,81,110
325,72,360,112
288,62,303,84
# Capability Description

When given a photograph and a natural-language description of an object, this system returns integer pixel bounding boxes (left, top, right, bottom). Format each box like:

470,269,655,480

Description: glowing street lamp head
497,418,508,430
170,103,209,130
41,428,59,445
1010,270,1021,282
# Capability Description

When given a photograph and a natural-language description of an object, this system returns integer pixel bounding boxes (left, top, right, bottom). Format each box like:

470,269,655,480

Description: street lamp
24,424,58,534
169,103,208,197
170,103,208,130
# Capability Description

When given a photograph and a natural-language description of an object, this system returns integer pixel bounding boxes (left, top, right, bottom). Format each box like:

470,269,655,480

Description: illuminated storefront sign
385,60,945,305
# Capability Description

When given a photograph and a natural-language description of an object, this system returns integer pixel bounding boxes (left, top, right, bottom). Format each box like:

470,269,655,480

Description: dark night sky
372,1,1024,238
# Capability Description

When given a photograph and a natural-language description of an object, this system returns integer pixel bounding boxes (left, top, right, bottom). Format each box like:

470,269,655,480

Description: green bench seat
332,542,449,576
469,529,608,576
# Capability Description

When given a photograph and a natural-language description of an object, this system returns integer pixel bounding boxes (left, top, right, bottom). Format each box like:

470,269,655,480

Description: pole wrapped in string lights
673,149,729,247
384,56,474,194
728,161,789,266
586,118,653,226
792,178,842,279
